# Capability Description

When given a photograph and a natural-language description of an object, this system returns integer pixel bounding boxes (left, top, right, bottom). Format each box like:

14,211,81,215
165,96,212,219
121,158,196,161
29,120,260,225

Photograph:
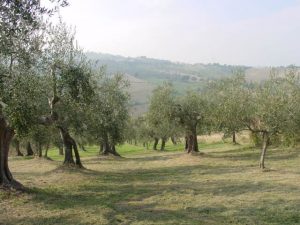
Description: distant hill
86,52,247,82
245,67,300,82
86,52,298,115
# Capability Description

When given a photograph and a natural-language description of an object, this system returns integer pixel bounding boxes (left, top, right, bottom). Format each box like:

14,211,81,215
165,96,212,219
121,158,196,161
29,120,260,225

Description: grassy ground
1,140,300,225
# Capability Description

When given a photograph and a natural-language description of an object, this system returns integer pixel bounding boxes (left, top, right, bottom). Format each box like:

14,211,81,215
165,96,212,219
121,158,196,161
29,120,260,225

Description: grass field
1,140,300,225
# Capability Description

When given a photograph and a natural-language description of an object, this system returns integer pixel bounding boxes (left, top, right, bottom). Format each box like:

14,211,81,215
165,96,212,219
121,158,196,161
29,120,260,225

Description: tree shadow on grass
206,146,300,163
27,161,300,205
124,153,182,162
26,178,300,225
10,145,300,224
2,214,89,225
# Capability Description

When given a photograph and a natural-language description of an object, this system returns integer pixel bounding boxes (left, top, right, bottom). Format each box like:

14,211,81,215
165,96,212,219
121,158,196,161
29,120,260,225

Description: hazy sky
57,0,300,66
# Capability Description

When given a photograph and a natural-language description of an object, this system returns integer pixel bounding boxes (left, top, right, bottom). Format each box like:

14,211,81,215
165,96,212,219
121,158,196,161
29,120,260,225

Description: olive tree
87,73,130,156
207,71,248,144
173,91,209,153
147,83,177,150
244,71,298,169
0,0,67,189
40,20,95,168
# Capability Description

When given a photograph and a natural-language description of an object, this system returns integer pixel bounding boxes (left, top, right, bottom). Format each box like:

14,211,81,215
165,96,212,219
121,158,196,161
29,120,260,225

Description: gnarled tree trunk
0,117,23,189
153,137,159,150
259,131,269,169
58,126,83,168
160,137,166,151
100,134,121,156
186,127,199,153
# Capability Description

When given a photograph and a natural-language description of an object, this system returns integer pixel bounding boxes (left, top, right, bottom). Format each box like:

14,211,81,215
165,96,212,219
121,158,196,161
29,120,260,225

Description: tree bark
186,127,199,153
58,126,83,168
15,140,23,156
26,142,34,156
110,145,121,157
101,135,110,155
193,131,199,152
0,117,23,189
259,131,269,169
186,134,194,153
153,137,159,150
185,136,188,151
44,144,49,158
232,131,237,144
100,134,121,156
36,142,42,157
72,140,83,166
160,137,166,151
171,136,177,145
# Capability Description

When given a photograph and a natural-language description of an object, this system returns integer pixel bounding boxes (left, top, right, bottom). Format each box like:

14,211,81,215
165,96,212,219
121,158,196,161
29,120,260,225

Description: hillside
86,52,298,115
86,52,247,115
86,52,246,82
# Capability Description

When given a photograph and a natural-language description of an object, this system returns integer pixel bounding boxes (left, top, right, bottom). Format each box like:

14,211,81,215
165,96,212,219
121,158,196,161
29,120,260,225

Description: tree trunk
0,117,23,189
153,138,159,150
160,138,166,151
26,142,34,156
110,145,121,157
58,126,83,168
44,144,49,158
232,131,237,144
193,131,199,152
99,142,104,155
36,142,42,157
186,134,194,153
72,140,83,167
102,135,110,155
100,135,121,156
259,131,269,169
185,136,188,151
171,136,177,145
186,127,199,153
15,140,23,156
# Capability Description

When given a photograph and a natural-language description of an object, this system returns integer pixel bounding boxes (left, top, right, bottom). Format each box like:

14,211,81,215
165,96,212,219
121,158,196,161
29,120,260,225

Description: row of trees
0,0,129,189
130,68,300,169
1,0,299,191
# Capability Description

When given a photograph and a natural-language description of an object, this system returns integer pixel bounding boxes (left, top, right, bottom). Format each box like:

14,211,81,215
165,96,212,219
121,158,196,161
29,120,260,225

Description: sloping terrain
87,52,299,116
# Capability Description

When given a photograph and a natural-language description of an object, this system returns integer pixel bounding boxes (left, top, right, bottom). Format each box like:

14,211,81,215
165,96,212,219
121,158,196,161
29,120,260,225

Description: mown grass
1,139,300,225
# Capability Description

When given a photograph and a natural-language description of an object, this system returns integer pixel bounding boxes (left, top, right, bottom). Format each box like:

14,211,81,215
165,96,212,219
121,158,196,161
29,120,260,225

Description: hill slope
86,52,298,115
